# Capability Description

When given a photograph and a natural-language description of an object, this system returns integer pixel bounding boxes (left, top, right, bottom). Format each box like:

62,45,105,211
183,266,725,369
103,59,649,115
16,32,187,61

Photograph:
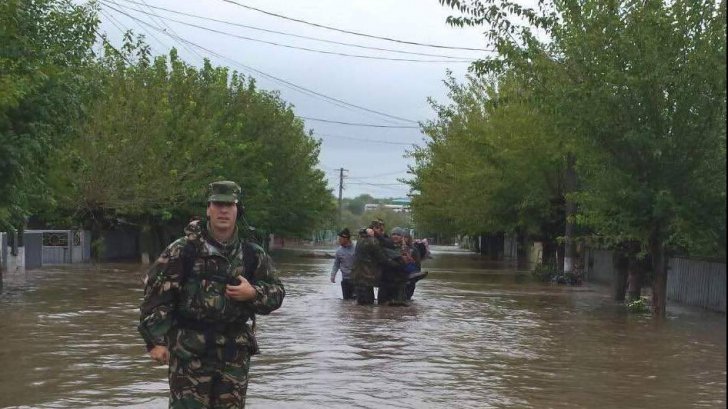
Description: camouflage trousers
168,349,251,409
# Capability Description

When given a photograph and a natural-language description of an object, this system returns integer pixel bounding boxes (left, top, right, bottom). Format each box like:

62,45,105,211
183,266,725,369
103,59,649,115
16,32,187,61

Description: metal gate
24,230,90,266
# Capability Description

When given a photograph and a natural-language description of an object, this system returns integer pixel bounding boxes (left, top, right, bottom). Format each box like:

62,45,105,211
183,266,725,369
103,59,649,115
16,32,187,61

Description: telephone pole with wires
338,167,347,227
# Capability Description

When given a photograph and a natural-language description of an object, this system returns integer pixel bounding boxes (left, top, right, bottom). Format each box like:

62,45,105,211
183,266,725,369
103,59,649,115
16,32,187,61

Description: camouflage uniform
378,229,410,305
139,182,285,409
351,235,401,305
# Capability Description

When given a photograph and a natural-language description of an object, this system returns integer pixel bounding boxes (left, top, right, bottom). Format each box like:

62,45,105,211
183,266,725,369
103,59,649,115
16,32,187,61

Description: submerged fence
668,258,726,312
585,249,726,313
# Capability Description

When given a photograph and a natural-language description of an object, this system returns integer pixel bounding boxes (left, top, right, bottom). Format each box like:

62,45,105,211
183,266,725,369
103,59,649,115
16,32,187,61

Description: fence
584,248,726,313
668,258,726,312
1,230,91,269
0,232,7,272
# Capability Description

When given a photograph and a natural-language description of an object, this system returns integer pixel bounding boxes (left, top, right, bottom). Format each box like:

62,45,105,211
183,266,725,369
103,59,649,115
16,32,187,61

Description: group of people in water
330,219,430,306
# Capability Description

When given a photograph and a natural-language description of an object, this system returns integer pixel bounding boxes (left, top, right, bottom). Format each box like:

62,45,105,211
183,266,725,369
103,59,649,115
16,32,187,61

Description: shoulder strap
242,241,258,284
180,241,199,286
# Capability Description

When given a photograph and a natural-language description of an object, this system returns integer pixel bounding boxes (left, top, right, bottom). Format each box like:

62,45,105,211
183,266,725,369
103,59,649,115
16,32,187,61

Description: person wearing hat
351,220,405,305
139,180,285,408
378,227,415,306
330,227,356,300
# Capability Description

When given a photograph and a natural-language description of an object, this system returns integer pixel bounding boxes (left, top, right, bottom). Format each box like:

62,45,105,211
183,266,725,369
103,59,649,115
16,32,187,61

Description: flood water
0,245,725,409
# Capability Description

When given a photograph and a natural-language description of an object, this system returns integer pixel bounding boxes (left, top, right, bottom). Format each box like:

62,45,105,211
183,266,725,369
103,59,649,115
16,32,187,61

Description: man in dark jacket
351,221,403,305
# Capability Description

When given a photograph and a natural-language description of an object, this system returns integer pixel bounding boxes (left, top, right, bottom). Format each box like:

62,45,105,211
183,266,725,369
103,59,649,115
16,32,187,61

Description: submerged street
0,246,725,409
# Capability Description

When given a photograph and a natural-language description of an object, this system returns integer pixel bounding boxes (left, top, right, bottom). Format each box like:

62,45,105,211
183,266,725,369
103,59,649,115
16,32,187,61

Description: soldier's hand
149,345,169,364
226,277,257,301
330,276,336,283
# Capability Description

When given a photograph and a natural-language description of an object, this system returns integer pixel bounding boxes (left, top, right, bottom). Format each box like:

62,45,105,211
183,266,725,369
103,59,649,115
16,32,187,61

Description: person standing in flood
403,231,427,300
330,228,356,300
378,227,414,306
138,180,285,408
351,221,404,305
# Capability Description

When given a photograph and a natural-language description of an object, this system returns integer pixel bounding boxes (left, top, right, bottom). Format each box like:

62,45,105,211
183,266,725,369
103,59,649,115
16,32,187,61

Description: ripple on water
0,256,725,408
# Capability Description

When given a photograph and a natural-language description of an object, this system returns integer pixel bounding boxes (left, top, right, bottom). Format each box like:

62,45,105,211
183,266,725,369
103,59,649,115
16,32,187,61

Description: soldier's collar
203,222,240,252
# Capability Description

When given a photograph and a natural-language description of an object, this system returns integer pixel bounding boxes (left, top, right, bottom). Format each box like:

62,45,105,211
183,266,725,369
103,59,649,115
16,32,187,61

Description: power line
101,2,422,125
300,116,419,128
348,182,406,186
101,1,473,63
93,27,134,65
136,0,204,60
220,0,492,52
121,4,471,62
114,0,480,60
348,170,410,179
102,5,170,56
315,132,416,146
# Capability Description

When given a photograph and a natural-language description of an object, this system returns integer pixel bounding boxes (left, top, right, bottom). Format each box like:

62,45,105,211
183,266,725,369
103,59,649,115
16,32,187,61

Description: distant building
364,203,410,213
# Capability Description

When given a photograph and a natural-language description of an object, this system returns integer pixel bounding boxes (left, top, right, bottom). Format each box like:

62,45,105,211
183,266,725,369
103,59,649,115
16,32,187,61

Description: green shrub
626,296,652,314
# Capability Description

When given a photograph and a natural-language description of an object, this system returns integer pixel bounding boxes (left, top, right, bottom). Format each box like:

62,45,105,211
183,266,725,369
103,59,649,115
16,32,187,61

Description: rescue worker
138,180,285,408
351,221,403,305
378,227,413,306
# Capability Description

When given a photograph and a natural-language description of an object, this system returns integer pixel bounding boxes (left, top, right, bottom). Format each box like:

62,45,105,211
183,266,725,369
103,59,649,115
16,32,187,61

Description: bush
626,296,652,314
532,262,557,282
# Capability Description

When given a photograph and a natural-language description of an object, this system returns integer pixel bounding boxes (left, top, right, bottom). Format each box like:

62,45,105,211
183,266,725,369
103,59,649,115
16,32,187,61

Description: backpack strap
179,240,199,287
242,241,259,284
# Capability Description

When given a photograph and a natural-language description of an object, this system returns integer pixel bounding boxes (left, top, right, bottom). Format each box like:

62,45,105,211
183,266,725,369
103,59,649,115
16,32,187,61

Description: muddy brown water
0,246,725,408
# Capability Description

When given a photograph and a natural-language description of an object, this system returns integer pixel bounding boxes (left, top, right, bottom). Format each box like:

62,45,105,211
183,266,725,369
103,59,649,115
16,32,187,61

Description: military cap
337,228,351,238
207,180,241,204
369,220,383,228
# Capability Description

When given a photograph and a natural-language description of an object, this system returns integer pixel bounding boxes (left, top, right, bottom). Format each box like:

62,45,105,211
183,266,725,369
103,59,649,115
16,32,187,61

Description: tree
0,0,98,230
408,72,571,262
440,0,727,315
49,34,334,257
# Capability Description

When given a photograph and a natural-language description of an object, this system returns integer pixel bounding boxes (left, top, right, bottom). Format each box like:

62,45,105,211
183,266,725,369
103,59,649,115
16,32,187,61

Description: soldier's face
207,201,237,232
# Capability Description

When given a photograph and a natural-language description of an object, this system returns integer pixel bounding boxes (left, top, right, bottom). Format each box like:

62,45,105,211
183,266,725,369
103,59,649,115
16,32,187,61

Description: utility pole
338,167,347,227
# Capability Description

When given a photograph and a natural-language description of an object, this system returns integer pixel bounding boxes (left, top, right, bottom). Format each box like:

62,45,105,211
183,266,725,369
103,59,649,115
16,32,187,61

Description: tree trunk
626,257,644,301
139,224,152,265
650,236,668,317
563,153,577,273
612,251,629,301
90,220,104,262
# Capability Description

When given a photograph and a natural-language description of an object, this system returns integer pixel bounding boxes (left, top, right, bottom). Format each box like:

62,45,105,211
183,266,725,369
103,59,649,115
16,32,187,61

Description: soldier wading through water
138,180,285,408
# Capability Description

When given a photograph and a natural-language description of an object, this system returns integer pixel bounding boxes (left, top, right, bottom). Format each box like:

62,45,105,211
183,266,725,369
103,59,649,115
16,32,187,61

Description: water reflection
0,247,725,408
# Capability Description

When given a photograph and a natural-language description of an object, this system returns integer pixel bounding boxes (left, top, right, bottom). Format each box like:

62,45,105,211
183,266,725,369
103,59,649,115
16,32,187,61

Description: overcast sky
96,0,490,199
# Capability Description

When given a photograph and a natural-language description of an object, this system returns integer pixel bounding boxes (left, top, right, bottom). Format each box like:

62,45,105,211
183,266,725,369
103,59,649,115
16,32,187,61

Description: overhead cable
102,4,171,55
220,0,491,52
114,0,482,60
300,116,419,128
136,0,204,60
101,1,473,63
315,133,416,145
101,2,421,125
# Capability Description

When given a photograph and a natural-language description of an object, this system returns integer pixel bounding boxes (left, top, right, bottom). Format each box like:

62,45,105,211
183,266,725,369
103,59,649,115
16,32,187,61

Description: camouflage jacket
351,236,402,286
138,220,285,356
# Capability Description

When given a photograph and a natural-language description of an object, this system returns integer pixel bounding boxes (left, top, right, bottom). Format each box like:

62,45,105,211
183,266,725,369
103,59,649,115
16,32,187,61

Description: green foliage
344,194,375,215
407,71,569,242
0,0,98,230
338,206,414,235
532,261,557,282
433,0,726,263
45,33,333,237
626,296,652,314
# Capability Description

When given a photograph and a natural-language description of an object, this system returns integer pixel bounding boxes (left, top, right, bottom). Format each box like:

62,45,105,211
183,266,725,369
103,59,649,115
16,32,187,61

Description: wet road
0,246,725,408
